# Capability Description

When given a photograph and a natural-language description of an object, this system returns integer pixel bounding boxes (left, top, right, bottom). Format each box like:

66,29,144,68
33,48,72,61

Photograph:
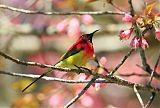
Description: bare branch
145,92,156,108
0,4,126,15
64,76,97,108
145,53,159,108
136,64,160,79
128,0,134,16
0,70,111,83
138,47,160,80
134,85,145,108
109,49,134,75
139,47,152,72
148,52,160,85
0,51,160,93
0,51,91,75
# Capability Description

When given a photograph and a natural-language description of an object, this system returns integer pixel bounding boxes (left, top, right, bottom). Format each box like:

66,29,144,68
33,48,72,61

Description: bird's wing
59,47,83,61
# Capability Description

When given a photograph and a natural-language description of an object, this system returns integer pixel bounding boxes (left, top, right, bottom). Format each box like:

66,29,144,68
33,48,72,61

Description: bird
22,30,98,92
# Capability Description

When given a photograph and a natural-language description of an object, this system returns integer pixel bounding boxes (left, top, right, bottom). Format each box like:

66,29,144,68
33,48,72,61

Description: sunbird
22,30,98,92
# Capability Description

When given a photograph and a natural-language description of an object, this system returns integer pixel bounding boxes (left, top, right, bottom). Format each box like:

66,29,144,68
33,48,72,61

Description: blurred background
0,0,160,108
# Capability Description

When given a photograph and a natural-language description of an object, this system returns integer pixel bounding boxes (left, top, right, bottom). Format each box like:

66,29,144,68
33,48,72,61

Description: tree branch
145,92,156,108
136,64,160,79
0,51,160,93
128,0,134,16
0,70,111,84
138,47,160,80
109,49,134,75
64,76,97,108
134,85,145,108
0,51,91,75
148,52,160,84
0,4,126,15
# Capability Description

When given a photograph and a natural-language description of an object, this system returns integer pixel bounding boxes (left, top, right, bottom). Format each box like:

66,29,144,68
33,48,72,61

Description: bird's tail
22,69,53,93
22,62,77,92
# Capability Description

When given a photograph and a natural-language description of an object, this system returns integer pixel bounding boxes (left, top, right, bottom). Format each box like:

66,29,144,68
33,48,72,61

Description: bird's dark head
82,30,99,43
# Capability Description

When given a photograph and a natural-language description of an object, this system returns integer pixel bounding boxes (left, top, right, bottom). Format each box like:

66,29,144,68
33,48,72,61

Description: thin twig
148,52,160,85
0,51,91,75
145,92,156,108
107,1,124,12
0,70,111,84
136,64,160,79
134,85,145,108
0,4,126,15
145,53,159,108
109,49,134,75
128,0,134,16
64,76,97,108
138,47,160,79
139,47,152,73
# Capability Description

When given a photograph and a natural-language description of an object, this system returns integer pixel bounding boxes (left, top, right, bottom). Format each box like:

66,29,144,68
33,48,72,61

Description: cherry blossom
130,36,139,49
119,28,133,40
122,14,133,23
140,37,149,49
81,14,94,25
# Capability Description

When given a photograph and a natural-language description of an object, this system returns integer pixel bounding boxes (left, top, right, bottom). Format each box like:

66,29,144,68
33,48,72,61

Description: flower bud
122,14,133,23
140,37,149,49
119,28,133,40
130,36,139,49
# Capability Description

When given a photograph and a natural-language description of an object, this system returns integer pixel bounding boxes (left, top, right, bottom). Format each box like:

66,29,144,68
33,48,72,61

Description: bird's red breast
76,39,94,58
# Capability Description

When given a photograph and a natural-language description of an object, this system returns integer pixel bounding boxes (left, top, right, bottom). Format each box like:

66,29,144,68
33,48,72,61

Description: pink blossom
140,37,149,49
155,28,160,40
67,17,81,38
80,95,94,107
56,19,69,33
119,28,133,40
78,74,88,80
130,36,139,49
81,14,94,25
49,95,62,107
99,56,107,66
93,78,106,91
122,14,133,23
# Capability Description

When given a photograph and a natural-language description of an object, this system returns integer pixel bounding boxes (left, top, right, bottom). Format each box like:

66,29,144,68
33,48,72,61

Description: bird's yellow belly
55,51,92,68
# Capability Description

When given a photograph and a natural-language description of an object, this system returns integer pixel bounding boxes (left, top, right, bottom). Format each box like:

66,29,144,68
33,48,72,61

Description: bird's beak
91,30,99,35
88,30,99,43
89,29,99,38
